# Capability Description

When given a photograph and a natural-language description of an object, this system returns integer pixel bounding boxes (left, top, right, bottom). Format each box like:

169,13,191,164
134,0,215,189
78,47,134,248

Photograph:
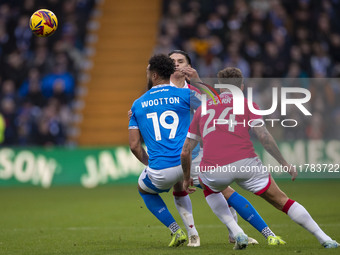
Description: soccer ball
30,9,58,37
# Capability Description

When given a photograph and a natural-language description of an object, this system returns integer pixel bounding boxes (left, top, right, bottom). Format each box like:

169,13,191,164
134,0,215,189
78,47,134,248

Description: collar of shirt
151,84,172,89
170,80,188,88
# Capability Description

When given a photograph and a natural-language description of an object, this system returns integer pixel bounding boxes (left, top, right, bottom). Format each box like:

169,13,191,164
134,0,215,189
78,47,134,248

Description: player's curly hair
148,54,175,79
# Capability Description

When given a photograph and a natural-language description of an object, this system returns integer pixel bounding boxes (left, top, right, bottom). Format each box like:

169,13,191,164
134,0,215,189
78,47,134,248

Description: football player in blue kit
128,54,206,247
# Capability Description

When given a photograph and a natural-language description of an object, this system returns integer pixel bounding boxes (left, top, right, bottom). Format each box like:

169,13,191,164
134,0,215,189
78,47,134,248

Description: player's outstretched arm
181,137,198,193
129,129,149,166
253,125,297,181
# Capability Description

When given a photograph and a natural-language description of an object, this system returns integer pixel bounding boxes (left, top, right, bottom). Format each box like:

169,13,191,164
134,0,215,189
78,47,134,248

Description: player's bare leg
173,181,200,247
222,186,235,198
259,176,288,210
260,176,338,248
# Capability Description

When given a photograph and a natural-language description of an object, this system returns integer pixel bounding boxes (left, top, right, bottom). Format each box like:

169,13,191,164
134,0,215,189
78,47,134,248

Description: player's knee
222,186,235,199
261,187,288,210
138,184,148,194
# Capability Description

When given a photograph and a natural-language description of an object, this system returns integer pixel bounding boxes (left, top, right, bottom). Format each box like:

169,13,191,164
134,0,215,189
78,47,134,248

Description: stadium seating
73,0,160,145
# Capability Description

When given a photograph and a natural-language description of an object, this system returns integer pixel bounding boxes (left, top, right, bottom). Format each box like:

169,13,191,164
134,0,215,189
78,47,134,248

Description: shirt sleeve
190,89,201,110
128,102,139,129
187,106,202,141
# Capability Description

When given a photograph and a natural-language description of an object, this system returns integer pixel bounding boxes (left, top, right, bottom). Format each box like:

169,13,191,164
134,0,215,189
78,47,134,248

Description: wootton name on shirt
141,97,180,108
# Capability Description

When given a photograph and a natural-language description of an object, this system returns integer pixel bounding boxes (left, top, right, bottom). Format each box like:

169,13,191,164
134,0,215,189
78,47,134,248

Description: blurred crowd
1,0,340,146
0,0,95,146
155,0,340,140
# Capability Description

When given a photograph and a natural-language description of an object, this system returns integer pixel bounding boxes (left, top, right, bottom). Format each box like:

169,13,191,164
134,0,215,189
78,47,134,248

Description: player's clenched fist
183,178,196,194
178,66,200,80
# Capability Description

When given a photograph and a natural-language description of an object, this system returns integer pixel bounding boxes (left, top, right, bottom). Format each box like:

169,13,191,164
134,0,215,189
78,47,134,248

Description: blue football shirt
129,84,198,170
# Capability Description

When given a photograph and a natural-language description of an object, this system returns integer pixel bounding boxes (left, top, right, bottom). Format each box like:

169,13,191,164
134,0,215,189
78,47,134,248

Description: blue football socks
139,191,177,229
227,192,267,233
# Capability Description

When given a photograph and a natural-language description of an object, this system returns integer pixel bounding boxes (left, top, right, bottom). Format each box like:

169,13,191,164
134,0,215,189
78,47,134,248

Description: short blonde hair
217,67,243,88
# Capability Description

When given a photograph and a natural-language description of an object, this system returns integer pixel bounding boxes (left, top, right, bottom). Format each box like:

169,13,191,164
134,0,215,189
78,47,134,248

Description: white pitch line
9,223,340,232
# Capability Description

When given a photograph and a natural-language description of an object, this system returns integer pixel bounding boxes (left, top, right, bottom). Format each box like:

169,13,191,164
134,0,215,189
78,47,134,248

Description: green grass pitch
1,180,339,255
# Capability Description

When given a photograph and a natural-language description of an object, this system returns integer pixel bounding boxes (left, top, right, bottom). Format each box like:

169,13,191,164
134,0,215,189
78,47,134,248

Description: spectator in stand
1,79,18,102
156,0,340,140
19,68,46,107
16,100,38,145
14,15,32,52
34,98,65,146
224,43,250,77
196,50,222,77
311,43,331,77
41,53,75,100
2,51,28,88
0,0,95,146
